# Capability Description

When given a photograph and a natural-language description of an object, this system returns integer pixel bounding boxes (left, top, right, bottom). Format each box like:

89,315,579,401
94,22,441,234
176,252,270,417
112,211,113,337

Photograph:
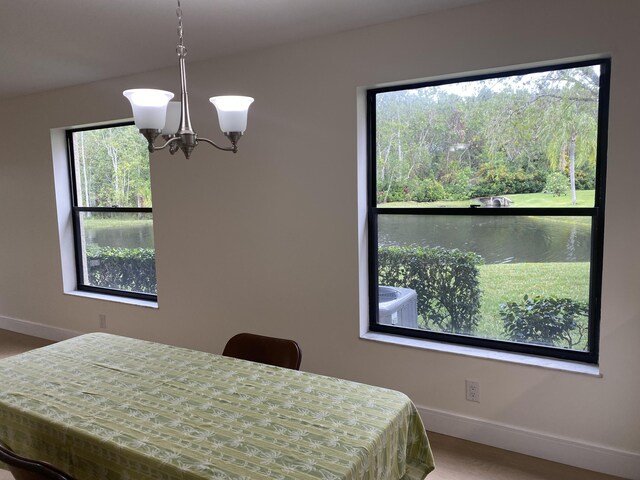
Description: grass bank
476,262,590,343
379,190,595,208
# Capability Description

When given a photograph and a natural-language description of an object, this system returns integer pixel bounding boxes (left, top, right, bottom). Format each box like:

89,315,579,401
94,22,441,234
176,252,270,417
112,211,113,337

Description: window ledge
65,290,158,309
361,331,601,376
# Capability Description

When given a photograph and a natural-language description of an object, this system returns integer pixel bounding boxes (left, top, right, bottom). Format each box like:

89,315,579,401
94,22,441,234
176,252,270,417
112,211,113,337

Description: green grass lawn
476,262,590,346
507,190,595,208
379,190,595,208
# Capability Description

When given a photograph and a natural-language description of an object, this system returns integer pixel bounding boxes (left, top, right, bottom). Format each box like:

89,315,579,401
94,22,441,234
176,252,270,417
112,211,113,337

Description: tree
534,67,599,204
73,125,150,208
373,65,600,204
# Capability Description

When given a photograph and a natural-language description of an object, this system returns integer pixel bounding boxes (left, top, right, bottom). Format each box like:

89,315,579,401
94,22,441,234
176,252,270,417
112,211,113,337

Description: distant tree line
375,66,600,204
72,126,151,208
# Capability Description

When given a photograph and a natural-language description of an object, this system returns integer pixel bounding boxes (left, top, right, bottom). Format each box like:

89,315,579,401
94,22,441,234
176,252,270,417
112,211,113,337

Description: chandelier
123,0,254,159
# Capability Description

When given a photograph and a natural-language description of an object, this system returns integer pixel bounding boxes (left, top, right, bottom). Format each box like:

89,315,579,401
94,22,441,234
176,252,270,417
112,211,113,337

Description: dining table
0,332,434,480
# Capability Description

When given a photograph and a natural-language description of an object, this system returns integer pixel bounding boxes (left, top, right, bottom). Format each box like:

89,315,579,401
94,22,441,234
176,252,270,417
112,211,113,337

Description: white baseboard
418,405,639,479
0,315,80,342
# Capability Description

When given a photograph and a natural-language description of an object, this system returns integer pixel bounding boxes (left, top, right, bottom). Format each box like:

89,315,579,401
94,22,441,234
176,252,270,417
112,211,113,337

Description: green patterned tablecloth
0,333,434,479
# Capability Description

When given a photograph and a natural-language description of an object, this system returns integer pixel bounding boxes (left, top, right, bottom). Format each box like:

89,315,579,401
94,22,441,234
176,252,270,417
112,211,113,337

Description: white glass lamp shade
123,89,174,130
209,96,254,133
162,101,181,135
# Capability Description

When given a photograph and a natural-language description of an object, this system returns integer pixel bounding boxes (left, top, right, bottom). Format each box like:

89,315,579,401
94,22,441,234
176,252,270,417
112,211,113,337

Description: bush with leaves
439,167,474,201
501,295,588,349
377,180,411,203
86,246,156,294
378,246,483,334
544,172,570,196
410,177,446,202
573,168,596,190
472,164,546,197
377,178,447,204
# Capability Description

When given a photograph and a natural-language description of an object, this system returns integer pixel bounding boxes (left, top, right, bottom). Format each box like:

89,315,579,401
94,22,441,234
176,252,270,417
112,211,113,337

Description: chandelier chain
176,0,187,56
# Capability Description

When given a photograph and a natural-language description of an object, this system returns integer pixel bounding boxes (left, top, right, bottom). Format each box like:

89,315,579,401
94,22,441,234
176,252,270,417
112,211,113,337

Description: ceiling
0,0,490,100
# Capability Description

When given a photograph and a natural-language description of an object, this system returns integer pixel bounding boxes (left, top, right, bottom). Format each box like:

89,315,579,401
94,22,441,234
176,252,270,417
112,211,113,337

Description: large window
367,59,610,363
67,123,156,301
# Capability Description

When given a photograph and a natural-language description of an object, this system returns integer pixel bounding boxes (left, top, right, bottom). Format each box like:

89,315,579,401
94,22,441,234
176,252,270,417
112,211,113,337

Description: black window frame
366,58,611,363
66,121,156,302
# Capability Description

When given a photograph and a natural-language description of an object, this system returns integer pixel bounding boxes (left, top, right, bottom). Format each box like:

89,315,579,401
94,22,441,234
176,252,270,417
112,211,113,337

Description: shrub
442,168,474,201
377,178,447,203
378,246,483,334
544,172,570,196
410,178,446,202
473,164,546,197
377,180,410,203
86,246,156,294
508,169,547,194
573,168,596,190
501,295,588,349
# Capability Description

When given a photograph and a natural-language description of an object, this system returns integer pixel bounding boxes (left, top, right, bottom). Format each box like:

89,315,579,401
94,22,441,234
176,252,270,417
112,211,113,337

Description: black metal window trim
66,122,157,302
366,58,611,364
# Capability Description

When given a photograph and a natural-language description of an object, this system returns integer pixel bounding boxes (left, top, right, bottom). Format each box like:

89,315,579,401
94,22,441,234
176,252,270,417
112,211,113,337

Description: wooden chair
0,441,74,480
222,333,302,370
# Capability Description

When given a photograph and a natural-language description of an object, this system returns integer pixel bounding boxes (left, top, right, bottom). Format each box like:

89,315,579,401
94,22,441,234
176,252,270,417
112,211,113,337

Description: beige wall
1,0,639,465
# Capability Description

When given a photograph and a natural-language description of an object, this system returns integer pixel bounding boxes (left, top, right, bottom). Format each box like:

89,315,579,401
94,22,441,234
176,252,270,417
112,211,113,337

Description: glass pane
71,125,151,208
377,214,591,351
78,212,156,295
375,65,600,209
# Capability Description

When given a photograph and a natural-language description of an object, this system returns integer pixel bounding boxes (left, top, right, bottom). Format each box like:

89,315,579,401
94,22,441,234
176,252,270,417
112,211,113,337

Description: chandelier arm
198,137,238,153
152,136,181,152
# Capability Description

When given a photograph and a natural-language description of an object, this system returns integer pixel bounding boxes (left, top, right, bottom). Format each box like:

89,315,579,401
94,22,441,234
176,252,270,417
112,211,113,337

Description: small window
367,59,610,363
67,123,156,301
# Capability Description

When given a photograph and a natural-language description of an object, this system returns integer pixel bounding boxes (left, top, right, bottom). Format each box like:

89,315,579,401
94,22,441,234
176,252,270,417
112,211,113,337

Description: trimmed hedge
85,246,156,294
378,246,483,334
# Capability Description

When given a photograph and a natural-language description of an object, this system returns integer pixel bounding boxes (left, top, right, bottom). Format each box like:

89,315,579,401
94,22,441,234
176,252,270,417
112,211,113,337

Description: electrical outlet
465,380,480,402
99,314,107,329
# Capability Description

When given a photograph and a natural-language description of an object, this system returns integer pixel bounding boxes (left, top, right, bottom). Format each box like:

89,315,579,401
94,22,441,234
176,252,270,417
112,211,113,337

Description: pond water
86,224,154,249
84,215,591,264
378,215,591,264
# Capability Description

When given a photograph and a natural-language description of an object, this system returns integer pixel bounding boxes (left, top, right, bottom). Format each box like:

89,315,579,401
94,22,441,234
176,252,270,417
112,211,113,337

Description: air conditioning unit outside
378,286,418,328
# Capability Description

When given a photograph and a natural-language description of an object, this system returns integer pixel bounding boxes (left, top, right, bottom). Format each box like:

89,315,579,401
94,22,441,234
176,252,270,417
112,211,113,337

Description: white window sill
361,331,601,377
65,290,158,309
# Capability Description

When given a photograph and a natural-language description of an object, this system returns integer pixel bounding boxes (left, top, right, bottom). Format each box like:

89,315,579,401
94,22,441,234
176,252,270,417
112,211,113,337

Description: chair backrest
222,333,302,370
0,441,75,480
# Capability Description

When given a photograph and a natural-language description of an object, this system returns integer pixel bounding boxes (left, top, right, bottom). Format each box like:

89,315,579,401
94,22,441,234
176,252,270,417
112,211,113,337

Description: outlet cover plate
466,380,480,402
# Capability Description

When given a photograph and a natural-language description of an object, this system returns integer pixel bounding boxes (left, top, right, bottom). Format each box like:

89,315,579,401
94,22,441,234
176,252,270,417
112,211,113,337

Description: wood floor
0,329,627,480
0,329,53,359
426,431,625,480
